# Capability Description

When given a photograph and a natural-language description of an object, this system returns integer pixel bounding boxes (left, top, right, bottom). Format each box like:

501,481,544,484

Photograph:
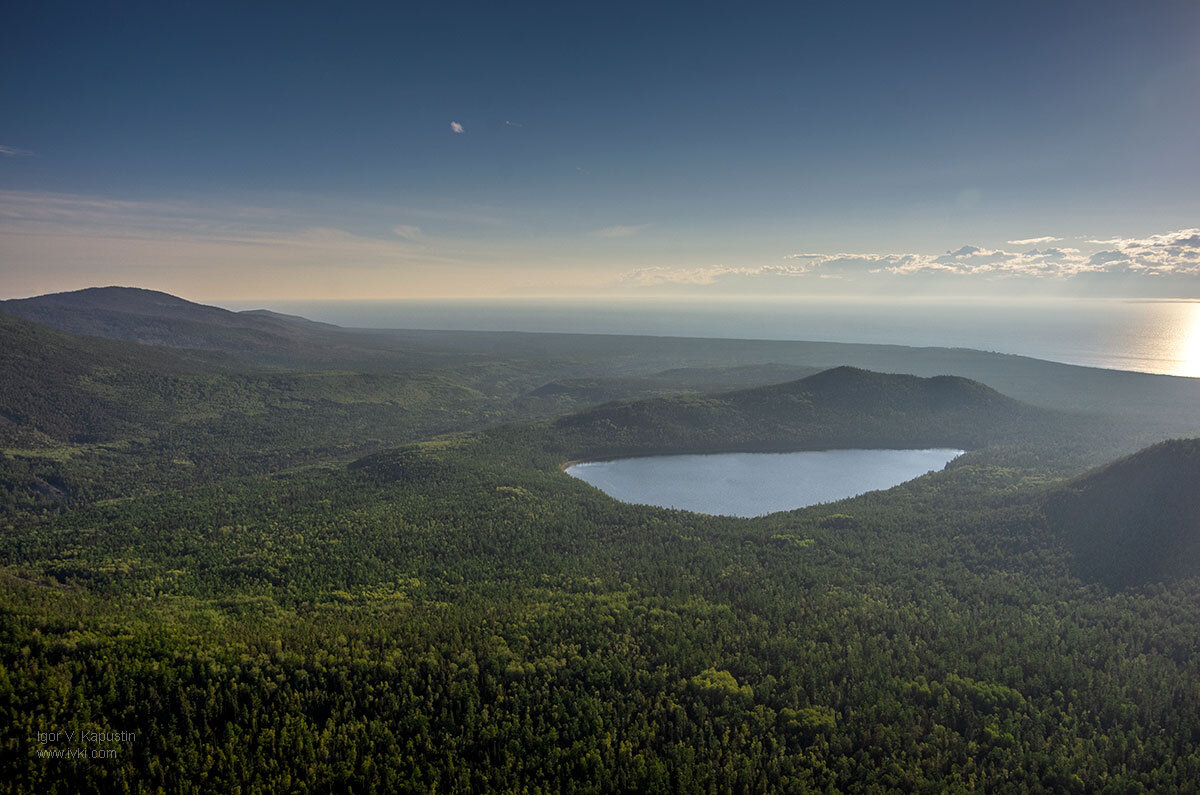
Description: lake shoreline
565,449,964,518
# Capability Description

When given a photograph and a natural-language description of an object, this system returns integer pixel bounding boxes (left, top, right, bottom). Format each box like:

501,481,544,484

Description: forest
2,288,1200,793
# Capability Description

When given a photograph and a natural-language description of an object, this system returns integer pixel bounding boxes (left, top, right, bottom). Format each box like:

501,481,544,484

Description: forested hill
1044,438,1200,588
552,366,1068,457
0,286,323,354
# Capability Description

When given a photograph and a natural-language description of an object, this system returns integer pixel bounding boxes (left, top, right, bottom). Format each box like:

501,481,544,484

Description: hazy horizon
3,1,1198,302
5,283,1199,376
208,295,1200,379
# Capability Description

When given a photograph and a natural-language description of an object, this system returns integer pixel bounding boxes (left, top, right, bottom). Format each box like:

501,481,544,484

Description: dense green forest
3,289,1200,792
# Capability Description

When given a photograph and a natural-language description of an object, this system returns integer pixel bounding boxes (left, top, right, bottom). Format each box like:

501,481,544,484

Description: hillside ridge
1044,438,1200,588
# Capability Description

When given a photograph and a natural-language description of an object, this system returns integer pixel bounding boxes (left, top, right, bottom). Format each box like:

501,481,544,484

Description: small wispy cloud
594,224,650,238
1087,230,1200,248
503,120,522,128
622,263,815,286
0,144,33,157
0,190,478,299
449,121,464,134
1008,235,1062,245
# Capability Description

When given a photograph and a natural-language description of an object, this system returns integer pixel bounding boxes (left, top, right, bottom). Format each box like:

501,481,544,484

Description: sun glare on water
1176,302,1200,378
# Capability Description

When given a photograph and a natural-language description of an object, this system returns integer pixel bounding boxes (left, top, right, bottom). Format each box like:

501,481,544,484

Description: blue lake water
565,449,964,517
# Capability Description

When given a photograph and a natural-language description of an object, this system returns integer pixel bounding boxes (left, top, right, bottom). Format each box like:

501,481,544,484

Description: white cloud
0,144,33,157
618,227,1200,288
594,224,650,238
450,121,464,134
801,232,1200,279
1008,235,1062,245
392,224,422,241
503,120,522,128
1081,229,1200,275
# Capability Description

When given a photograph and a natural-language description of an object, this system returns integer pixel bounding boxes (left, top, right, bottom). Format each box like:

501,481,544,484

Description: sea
218,298,1200,379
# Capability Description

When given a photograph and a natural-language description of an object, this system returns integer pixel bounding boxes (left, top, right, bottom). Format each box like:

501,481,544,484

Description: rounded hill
553,366,1058,458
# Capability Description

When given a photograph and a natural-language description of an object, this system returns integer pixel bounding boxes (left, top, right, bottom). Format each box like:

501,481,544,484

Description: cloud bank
621,228,1200,290
3,187,1196,301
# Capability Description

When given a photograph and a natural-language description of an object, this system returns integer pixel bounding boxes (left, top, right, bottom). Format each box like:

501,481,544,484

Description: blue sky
1,0,1198,299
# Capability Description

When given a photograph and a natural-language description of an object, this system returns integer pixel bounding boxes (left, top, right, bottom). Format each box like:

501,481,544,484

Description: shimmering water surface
566,449,964,518
221,299,1200,378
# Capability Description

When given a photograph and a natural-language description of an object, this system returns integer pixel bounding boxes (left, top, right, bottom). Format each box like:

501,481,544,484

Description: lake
565,449,964,517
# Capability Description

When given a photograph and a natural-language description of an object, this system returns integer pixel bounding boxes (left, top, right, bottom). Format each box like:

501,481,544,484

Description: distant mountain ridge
1044,438,1200,588
0,286,333,356
237,308,342,328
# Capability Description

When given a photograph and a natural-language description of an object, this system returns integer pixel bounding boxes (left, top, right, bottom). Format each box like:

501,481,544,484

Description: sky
1,0,1199,301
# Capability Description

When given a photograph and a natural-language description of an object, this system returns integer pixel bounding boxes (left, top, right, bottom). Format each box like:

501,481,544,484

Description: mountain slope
1044,438,1200,588
0,312,225,446
0,313,505,510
